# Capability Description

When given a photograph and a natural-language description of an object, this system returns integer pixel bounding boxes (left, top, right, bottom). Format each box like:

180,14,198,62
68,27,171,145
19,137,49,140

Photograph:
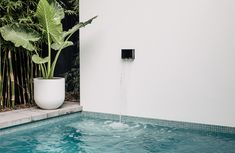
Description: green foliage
65,51,80,100
1,0,96,79
0,0,40,110
0,25,40,51
36,0,64,44
32,55,49,64
51,41,73,50
63,0,79,16
0,0,86,109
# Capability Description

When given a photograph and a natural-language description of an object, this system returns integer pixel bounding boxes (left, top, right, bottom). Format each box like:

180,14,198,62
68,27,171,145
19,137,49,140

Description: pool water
0,113,235,153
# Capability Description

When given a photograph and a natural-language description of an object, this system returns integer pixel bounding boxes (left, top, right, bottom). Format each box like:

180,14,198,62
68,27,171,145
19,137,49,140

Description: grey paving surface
0,102,82,129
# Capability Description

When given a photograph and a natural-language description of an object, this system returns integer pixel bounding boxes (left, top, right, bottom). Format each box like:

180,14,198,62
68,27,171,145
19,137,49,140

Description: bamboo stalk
19,50,26,105
0,45,3,109
2,51,7,109
14,51,22,104
8,50,15,108
25,52,31,103
6,58,10,108
26,52,33,104
30,55,34,104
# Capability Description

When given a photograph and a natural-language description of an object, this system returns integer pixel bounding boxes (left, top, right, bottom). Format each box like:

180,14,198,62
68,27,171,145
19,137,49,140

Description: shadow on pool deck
0,102,82,129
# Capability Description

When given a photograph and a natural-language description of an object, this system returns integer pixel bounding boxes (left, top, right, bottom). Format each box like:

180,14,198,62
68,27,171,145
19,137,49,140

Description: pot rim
34,77,65,81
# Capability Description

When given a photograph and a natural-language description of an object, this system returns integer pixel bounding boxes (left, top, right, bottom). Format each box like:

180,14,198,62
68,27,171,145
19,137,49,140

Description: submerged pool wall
80,0,235,127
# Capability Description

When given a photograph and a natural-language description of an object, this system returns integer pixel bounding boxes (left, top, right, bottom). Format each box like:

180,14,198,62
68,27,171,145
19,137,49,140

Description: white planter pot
34,77,65,109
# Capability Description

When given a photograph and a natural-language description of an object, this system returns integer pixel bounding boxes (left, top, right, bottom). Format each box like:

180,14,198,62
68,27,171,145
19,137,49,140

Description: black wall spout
121,49,135,60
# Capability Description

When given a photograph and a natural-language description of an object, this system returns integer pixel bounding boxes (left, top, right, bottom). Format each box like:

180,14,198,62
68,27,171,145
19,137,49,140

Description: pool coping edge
0,101,82,130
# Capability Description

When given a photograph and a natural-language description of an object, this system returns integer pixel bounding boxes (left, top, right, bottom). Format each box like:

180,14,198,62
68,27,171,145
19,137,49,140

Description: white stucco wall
80,0,235,127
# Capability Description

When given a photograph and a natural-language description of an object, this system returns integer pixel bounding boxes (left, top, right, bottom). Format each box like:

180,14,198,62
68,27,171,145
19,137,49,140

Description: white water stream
119,60,132,123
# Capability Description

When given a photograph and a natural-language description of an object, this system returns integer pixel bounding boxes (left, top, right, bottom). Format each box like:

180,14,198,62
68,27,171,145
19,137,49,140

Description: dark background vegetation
0,0,80,111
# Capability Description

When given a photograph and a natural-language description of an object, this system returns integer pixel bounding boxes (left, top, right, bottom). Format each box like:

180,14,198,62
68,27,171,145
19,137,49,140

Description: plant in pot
0,0,96,109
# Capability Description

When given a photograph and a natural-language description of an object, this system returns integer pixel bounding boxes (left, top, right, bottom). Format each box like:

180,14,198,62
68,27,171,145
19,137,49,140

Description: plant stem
49,16,97,78
50,33,74,78
47,29,51,79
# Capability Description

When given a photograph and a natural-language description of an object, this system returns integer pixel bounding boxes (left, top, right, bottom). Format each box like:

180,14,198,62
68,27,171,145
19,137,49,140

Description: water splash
107,121,129,130
120,60,128,123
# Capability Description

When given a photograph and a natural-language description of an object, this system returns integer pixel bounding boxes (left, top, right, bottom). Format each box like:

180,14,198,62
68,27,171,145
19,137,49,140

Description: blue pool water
0,113,235,153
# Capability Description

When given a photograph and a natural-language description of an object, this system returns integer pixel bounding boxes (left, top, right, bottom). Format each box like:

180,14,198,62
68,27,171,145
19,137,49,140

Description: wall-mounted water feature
120,49,135,123
121,49,135,60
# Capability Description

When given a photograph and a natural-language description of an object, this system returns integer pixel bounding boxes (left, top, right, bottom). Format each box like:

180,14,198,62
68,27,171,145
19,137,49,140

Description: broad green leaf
36,0,64,43
51,41,73,50
63,16,98,38
32,54,49,64
0,25,40,51
50,0,65,20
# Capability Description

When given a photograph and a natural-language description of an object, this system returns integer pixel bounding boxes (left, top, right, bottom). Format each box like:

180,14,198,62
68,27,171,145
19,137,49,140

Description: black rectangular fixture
121,49,135,60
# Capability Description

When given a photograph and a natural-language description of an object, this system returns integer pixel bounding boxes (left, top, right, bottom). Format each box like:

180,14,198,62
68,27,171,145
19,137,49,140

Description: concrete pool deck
0,102,82,129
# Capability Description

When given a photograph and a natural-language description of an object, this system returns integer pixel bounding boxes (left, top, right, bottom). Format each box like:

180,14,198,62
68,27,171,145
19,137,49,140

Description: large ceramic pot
34,77,65,109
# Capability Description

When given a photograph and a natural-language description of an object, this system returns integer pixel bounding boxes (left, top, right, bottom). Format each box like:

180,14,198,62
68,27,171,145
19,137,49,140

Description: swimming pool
0,112,235,153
